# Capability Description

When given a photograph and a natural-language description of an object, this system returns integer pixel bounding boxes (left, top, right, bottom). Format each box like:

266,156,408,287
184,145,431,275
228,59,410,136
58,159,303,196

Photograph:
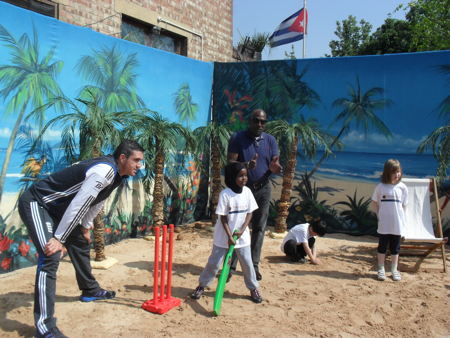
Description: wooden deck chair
401,178,447,272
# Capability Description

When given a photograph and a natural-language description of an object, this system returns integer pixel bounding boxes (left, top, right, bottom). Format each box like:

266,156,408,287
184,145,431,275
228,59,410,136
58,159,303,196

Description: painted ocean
296,151,437,183
0,146,67,194
0,148,439,193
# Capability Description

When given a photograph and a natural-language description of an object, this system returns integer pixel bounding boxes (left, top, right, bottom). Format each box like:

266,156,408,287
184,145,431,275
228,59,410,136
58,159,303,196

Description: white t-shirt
213,186,258,249
371,182,408,236
280,223,312,253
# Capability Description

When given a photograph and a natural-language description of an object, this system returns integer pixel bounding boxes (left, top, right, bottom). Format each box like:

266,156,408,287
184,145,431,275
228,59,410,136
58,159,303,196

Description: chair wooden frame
401,178,447,273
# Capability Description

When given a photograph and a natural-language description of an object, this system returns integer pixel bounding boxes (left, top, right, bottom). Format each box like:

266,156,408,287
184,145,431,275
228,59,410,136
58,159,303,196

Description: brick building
1,0,233,62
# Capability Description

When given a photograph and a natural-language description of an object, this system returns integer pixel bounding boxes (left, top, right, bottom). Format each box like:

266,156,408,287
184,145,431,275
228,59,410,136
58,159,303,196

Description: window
1,0,57,18
121,16,187,56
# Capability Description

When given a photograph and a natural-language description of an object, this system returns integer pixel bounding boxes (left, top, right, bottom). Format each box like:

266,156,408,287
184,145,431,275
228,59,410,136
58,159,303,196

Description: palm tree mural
135,111,193,228
74,46,145,261
174,83,198,128
307,77,393,180
76,45,145,112
249,61,320,122
33,90,142,261
417,65,450,181
193,122,231,224
0,24,64,205
266,117,332,233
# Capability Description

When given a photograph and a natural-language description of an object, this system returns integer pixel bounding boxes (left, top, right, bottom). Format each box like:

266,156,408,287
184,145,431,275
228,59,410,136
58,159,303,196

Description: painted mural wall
0,2,213,273
213,51,449,236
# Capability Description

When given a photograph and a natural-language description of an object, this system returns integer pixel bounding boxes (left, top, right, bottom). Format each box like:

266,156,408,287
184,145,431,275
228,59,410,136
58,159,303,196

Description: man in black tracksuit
18,140,144,338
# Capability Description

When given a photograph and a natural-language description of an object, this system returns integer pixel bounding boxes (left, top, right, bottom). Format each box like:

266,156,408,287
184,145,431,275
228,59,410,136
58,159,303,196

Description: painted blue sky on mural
0,2,213,147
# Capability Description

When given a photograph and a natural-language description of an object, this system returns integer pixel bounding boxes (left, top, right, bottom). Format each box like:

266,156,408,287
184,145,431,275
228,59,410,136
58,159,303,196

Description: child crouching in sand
280,219,326,264
191,162,263,303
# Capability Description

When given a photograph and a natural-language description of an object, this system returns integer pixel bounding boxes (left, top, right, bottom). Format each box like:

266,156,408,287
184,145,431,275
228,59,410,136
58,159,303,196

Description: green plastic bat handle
213,234,238,316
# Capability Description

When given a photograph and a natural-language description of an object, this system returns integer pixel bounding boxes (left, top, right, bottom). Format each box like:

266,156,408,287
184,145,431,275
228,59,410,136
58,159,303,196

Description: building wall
55,0,233,62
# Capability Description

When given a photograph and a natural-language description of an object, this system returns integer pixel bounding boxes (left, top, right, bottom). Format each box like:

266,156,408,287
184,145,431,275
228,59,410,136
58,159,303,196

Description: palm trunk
0,106,26,206
151,143,165,227
305,128,345,182
275,136,298,233
91,144,106,261
210,138,221,225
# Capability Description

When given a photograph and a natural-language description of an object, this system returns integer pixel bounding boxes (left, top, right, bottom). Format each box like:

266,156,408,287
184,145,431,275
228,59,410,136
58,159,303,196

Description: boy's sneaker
191,286,204,299
80,289,116,302
377,268,386,281
392,270,401,281
250,289,263,303
36,327,68,338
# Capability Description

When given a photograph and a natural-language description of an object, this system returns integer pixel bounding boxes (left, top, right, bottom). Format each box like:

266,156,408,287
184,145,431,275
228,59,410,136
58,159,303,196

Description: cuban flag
269,8,308,48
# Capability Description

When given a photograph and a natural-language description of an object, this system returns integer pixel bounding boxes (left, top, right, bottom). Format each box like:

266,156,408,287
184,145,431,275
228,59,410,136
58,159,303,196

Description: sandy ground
0,223,449,338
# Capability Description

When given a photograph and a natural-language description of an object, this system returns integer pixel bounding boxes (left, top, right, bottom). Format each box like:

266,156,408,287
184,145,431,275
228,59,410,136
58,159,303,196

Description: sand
0,224,449,338
1,175,449,337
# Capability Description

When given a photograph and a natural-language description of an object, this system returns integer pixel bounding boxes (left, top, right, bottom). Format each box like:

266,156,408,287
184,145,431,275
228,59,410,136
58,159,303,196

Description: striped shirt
30,155,125,243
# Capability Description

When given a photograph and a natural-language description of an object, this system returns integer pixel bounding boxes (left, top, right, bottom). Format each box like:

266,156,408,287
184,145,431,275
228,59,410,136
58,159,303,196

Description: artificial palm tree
74,46,145,260
307,77,392,180
0,24,64,205
135,111,193,228
193,122,231,224
266,117,332,233
174,83,198,128
417,65,450,181
32,90,143,260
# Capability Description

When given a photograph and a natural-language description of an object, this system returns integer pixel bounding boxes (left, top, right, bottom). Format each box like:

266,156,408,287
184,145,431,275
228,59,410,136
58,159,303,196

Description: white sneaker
377,268,386,281
392,270,401,281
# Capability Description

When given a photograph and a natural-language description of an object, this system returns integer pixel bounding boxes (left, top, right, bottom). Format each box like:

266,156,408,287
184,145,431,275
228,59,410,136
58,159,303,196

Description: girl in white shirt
371,159,408,281
191,162,263,303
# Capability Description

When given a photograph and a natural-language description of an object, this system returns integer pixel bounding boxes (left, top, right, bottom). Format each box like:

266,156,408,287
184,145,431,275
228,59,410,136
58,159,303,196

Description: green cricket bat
213,234,238,316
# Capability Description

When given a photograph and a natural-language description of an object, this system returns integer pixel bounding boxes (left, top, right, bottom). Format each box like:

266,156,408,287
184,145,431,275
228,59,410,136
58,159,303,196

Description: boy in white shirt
281,220,326,264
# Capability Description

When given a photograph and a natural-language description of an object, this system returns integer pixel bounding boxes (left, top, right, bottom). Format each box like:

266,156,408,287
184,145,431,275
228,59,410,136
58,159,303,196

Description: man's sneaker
191,286,204,299
36,327,68,338
250,288,263,303
377,268,386,281
392,270,401,281
80,289,116,302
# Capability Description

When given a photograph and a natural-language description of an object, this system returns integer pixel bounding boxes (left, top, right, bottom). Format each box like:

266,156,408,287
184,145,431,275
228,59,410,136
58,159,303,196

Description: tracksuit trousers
18,190,100,335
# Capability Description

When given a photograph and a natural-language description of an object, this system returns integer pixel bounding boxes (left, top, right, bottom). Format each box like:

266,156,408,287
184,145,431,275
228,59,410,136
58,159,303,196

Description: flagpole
303,0,307,58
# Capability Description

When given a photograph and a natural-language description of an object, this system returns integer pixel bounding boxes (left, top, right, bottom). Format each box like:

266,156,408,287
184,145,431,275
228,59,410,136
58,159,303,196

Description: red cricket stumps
142,224,181,314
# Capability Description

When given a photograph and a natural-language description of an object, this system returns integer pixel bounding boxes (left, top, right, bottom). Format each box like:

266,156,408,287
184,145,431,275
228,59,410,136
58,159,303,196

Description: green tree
308,77,392,180
0,25,64,205
359,18,412,55
174,83,198,127
417,64,450,180
193,122,231,224
266,117,332,232
135,111,193,228
328,15,372,57
404,0,450,52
